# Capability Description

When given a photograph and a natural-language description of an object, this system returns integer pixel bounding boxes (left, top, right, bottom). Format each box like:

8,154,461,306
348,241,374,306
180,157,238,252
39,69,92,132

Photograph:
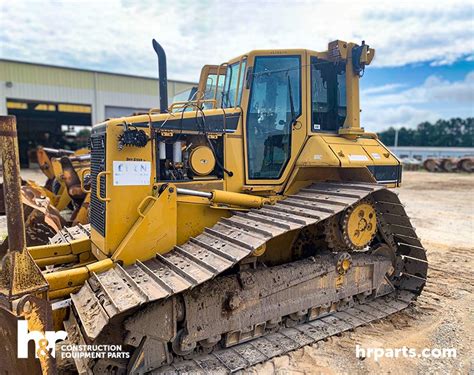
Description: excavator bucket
0,184,65,253
0,293,57,375
59,155,87,203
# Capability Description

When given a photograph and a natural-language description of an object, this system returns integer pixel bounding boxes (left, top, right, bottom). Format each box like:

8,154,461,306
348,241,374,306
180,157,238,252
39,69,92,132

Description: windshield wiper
287,74,297,125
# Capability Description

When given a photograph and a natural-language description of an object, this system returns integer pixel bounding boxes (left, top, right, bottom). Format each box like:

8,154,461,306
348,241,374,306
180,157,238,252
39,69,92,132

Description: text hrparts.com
356,345,457,361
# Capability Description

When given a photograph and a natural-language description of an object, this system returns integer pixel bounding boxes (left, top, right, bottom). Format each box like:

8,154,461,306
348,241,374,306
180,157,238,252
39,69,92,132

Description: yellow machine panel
189,146,216,176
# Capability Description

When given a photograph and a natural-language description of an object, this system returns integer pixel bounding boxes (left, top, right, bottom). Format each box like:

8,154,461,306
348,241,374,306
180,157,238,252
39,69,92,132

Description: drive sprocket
323,214,350,251
325,200,377,251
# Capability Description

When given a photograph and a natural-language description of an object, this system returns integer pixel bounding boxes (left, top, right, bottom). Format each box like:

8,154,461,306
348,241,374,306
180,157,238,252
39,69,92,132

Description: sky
0,0,473,132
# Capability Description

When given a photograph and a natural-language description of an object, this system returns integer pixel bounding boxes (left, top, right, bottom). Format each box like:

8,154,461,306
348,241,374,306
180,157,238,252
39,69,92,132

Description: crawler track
65,182,428,373
157,291,416,373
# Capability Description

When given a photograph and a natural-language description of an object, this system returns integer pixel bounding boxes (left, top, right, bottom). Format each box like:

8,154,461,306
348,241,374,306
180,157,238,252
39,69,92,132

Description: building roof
0,58,196,85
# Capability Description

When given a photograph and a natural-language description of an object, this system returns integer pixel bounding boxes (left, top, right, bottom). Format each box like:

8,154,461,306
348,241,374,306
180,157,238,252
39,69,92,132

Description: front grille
367,165,402,184
90,132,106,236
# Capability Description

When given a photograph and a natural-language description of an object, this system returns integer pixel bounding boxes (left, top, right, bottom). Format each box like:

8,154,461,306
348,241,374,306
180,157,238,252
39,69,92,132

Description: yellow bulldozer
0,39,427,374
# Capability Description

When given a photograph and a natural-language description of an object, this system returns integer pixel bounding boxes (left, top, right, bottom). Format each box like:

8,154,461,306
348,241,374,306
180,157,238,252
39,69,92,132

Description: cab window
311,57,346,132
203,73,225,108
246,55,301,179
222,60,247,108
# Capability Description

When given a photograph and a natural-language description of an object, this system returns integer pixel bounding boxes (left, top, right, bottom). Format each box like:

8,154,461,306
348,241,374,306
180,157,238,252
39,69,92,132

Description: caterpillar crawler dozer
0,39,428,374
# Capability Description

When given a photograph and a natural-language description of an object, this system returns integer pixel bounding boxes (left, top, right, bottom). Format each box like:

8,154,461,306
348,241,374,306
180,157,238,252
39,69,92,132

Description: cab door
243,51,307,186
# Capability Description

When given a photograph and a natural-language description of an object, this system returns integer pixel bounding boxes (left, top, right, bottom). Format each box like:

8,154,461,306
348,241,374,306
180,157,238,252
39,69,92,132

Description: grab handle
96,171,111,202
137,195,157,218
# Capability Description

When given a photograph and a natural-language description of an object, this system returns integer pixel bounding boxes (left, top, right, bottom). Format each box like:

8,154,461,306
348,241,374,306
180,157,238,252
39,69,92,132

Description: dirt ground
1,170,473,374
250,171,474,375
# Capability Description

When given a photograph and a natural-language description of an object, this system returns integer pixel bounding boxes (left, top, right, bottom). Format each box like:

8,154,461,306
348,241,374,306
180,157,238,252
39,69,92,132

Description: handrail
169,99,218,112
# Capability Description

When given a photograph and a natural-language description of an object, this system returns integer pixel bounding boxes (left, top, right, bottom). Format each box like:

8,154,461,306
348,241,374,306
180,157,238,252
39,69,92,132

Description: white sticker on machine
113,161,151,186
371,153,381,160
348,154,369,161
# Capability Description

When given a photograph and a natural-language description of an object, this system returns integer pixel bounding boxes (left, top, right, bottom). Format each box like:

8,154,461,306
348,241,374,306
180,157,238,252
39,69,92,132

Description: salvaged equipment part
423,157,473,173
0,146,91,251
0,40,428,374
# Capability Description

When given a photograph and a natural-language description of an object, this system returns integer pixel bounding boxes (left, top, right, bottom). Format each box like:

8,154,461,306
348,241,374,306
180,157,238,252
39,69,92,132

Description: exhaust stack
152,39,169,113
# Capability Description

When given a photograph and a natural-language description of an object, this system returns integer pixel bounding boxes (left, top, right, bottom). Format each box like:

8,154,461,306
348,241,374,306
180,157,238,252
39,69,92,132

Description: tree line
378,118,474,147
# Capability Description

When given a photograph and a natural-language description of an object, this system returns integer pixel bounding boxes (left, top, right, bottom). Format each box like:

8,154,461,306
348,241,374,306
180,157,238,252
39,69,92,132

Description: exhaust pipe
152,39,169,113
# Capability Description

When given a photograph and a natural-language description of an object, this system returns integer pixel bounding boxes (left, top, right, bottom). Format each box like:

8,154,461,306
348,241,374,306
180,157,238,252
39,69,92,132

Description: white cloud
1,0,471,132
361,71,474,131
362,105,439,131
362,71,474,106
362,83,407,95
0,0,473,81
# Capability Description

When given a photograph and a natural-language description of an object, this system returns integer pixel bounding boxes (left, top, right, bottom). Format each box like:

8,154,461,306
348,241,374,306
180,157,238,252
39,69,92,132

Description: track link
157,291,416,373
66,182,427,373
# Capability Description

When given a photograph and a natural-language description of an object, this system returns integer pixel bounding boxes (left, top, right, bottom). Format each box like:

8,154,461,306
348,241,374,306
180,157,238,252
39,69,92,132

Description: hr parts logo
17,320,68,359
16,319,130,360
